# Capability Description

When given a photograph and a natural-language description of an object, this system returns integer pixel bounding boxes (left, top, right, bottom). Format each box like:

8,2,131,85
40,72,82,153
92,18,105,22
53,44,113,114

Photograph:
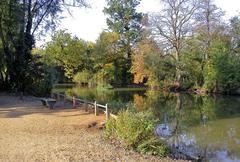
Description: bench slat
40,98,56,109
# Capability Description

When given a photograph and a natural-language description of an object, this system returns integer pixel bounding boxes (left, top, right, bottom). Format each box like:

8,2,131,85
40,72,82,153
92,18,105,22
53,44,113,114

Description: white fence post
94,101,98,116
73,96,76,108
106,104,109,120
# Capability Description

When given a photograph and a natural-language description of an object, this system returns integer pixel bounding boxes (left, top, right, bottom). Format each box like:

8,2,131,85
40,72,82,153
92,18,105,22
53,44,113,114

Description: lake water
53,86,240,161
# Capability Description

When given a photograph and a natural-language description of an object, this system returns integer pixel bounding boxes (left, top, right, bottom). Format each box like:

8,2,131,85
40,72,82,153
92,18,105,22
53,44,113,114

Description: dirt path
0,94,179,162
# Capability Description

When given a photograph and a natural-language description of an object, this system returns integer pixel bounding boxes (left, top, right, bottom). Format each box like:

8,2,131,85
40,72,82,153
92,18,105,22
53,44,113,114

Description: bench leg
48,102,56,109
48,103,53,109
41,100,46,106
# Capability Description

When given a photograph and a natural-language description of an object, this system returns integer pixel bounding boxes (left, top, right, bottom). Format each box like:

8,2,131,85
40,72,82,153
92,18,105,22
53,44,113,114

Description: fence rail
51,92,117,120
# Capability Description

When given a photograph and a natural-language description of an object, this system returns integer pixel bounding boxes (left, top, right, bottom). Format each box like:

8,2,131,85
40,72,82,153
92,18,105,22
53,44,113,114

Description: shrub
73,70,92,85
105,117,116,138
108,100,128,114
203,54,240,93
96,83,113,91
105,108,169,156
27,73,52,96
137,137,169,156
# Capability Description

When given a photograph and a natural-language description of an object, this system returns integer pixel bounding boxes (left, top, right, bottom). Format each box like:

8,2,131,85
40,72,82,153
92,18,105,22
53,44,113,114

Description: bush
96,83,113,91
27,73,52,96
108,100,128,114
105,117,116,138
204,53,240,93
73,70,92,85
105,109,169,156
137,137,169,156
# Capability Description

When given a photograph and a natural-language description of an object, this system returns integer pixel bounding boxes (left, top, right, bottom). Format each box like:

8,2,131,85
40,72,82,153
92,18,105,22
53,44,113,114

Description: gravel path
0,94,181,162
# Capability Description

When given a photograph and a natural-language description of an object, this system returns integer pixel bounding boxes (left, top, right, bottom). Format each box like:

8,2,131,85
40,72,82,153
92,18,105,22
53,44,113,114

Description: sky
37,0,240,46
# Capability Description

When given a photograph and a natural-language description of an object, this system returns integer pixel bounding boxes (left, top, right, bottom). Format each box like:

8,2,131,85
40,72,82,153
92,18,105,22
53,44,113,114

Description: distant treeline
0,0,240,95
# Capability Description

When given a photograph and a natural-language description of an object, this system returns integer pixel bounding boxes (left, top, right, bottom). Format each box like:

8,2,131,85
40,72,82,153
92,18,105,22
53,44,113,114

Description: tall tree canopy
104,0,143,85
150,0,197,84
44,30,91,79
0,0,87,91
194,0,224,61
93,31,120,84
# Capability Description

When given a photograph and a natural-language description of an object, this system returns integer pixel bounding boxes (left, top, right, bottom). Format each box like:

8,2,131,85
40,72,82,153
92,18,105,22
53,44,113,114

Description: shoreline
0,94,181,162
53,83,240,96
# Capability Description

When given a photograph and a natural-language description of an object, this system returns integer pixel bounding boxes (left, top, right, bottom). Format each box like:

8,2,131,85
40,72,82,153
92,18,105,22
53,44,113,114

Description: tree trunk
113,60,119,84
175,49,181,84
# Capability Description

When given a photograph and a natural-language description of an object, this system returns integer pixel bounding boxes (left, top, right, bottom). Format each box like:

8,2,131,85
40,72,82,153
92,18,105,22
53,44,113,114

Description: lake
53,86,240,161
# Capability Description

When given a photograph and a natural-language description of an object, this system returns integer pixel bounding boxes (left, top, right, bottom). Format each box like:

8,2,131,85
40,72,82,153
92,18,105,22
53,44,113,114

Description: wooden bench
41,98,56,109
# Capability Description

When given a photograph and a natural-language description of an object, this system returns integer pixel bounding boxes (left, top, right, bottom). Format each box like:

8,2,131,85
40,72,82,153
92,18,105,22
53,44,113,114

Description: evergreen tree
104,0,143,85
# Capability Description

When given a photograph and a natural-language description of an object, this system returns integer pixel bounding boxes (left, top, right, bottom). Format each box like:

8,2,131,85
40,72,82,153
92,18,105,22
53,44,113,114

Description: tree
194,0,224,61
93,31,120,84
150,0,197,84
0,0,87,91
230,16,240,54
202,36,240,93
180,37,206,88
179,0,225,89
104,0,143,85
44,30,90,79
131,34,160,85
0,40,5,89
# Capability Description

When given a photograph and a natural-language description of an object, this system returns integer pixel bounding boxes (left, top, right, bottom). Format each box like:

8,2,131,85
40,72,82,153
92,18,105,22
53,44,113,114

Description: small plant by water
105,108,169,157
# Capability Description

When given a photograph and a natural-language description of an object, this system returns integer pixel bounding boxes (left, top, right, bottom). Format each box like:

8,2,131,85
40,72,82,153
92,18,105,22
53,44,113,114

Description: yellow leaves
31,48,42,55
131,38,159,84
133,94,148,111
99,32,119,44
132,53,145,83
103,63,114,68
86,41,95,49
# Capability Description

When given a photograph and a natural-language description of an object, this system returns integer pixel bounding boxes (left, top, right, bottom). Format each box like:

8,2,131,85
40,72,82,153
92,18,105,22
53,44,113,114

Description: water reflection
155,94,240,161
53,87,240,161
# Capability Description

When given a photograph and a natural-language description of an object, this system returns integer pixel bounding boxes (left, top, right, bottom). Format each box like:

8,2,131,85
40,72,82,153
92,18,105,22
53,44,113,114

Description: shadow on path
0,95,95,118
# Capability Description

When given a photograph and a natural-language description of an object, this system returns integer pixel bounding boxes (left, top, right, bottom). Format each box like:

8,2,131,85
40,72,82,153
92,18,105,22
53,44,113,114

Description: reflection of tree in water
171,93,183,140
61,87,240,160
144,91,175,117
154,93,240,161
69,87,115,102
133,94,146,111
160,94,208,160
173,94,217,128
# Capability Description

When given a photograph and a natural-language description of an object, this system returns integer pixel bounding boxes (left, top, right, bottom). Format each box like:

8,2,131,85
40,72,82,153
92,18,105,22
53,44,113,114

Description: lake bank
0,94,178,162
53,86,240,161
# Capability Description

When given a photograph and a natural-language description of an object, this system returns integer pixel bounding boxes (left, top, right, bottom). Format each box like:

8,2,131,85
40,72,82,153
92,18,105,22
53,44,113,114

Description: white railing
51,92,117,120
